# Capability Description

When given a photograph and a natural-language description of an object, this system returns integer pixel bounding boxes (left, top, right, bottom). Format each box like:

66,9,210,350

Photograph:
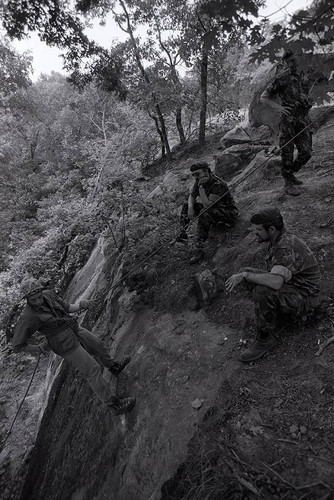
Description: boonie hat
20,277,43,300
250,207,282,225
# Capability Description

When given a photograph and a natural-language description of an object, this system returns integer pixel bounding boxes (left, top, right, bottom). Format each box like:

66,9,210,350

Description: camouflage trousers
180,202,238,244
279,114,312,179
253,285,311,336
241,268,313,336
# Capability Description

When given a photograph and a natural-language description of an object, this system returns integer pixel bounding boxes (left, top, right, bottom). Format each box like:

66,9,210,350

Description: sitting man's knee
253,285,276,302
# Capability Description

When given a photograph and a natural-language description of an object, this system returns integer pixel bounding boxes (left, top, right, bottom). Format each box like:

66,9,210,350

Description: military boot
239,334,277,363
290,174,303,185
284,177,301,196
109,355,131,376
108,396,136,415
175,232,188,246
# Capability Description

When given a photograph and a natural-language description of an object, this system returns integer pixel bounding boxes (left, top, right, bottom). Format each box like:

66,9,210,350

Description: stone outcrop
220,122,272,149
233,150,282,194
214,144,268,180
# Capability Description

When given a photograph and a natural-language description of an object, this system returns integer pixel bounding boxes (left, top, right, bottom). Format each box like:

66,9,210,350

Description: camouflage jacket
190,174,237,213
262,66,312,117
266,231,320,297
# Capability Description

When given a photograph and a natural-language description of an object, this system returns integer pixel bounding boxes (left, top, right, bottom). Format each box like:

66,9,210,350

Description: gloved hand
79,299,96,311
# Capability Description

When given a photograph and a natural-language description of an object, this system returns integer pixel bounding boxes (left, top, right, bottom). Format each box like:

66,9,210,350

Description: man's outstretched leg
63,344,135,414
76,327,131,376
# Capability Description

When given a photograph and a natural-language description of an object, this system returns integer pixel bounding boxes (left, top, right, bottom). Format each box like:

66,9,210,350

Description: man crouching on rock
176,161,238,264
12,277,135,415
225,207,320,362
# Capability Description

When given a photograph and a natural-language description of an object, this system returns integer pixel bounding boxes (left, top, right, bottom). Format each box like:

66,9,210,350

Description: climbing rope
1,353,41,453
105,104,334,294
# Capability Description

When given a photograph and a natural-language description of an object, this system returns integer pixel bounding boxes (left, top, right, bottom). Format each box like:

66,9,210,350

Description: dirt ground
130,109,334,499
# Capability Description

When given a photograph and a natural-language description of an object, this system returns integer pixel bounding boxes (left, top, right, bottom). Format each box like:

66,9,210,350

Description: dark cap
250,207,282,225
190,161,209,172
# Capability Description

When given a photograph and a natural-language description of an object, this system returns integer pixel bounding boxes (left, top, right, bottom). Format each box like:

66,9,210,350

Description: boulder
220,122,272,149
233,151,282,194
214,144,268,181
248,90,281,145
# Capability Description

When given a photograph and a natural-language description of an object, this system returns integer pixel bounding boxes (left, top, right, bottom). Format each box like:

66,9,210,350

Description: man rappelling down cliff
11,277,136,415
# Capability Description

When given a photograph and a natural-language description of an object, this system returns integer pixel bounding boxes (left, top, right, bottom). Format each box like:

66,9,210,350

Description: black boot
109,355,131,376
239,334,277,363
175,232,188,246
290,174,303,185
283,177,301,196
108,396,136,415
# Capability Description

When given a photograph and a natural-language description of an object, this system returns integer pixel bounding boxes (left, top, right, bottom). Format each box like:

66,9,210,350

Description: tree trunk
151,115,166,157
155,105,170,158
199,45,209,146
118,0,171,160
176,107,186,146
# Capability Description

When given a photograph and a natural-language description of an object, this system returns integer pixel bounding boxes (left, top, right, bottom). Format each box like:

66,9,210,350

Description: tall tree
188,0,263,145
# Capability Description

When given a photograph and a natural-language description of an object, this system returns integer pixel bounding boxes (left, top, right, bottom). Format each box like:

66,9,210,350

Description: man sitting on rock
176,161,238,264
225,207,320,362
12,277,136,415
260,50,313,197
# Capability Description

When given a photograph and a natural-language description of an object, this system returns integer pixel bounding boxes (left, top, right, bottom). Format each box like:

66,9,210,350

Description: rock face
214,144,268,180
220,122,272,149
248,89,281,144
16,236,234,500
233,151,282,194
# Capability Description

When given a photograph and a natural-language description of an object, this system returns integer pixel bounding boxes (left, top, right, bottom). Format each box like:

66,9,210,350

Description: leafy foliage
250,0,334,62
0,38,32,97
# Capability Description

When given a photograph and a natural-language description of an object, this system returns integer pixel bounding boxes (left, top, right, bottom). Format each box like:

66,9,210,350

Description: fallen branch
296,480,333,492
237,476,259,496
315,335,334,356
278,438,298,445
259,461,296,489
230,448,257,472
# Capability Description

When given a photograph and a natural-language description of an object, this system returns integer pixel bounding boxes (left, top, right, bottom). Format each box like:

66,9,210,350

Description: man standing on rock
12,277,136,415
225,207,320,362
260,50,313,197
176,161,238,264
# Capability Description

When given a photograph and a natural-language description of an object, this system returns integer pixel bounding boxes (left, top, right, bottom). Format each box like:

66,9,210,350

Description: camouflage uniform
180,174,238,243
263,66,313,179
253,231,320,335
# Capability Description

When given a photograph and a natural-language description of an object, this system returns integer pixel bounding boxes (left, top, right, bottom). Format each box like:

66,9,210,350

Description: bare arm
68,299,96,313
198,188,220,209
187,194,196,218
225,271,284,292
244,272,284,290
